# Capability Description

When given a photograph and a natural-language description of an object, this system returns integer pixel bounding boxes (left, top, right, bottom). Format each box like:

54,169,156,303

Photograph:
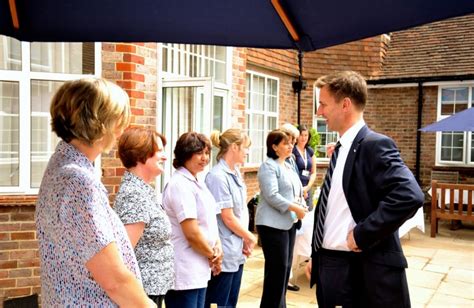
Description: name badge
302,170,310,177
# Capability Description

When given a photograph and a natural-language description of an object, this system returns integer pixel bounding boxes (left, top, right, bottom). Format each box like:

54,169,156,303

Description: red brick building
0,13,473,305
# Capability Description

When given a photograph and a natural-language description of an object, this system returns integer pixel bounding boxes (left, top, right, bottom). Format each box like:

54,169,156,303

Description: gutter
367,74,474,85
366,74,474,183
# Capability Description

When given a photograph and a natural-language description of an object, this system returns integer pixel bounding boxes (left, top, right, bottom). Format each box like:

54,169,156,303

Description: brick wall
366,87,421,172
101,43,158,202
247,48,298,77
242,167,259,203
231,48,247,128
0,201,39,307
367,85,474,188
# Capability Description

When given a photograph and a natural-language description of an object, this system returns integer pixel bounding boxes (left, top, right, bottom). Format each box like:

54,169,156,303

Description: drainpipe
415,82,423,183
292,50,306,125
297,50,303,124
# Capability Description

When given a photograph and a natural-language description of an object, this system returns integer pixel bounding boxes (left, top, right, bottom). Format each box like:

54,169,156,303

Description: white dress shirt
322,119,365,251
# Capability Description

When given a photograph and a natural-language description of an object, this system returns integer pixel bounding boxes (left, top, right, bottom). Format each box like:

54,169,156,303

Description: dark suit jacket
311,125,424,286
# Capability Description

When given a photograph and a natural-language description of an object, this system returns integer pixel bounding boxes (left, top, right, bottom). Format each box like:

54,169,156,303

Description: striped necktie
314,141,341,250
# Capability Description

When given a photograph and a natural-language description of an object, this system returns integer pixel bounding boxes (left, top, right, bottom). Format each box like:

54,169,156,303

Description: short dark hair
266,129,289,159
118,127,166,169
173,132,211,169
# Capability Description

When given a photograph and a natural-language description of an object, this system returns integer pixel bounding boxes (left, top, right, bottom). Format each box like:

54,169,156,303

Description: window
158,44,231,186
313,86,337,160
245,71,278,164
0,36,98,193
162,44,228,84
0,81,19,187
436,86,474,166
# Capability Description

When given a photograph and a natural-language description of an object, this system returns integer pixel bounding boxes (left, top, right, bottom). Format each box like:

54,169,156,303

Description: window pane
162,45,168,72
249,114,264,163
30,80,63,188
162,44,227,83
441,133,452,147
452,133,464,147
267,79,278,112
215,62,226,84
315,118,338,158
0,81,19,186
252,76,265,111
267,116,277,131
30,42,95,74
471,132,474,163
245,73,278,163
246,74,251,108
213,96,223,132
440,132,464,162
441,87,468,116
0,36,21,71
215,47,226,61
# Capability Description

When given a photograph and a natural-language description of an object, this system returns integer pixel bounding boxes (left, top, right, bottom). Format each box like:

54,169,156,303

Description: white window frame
313,85,338,162
156,43,233,189
161,44,231,90
435,84,474,167
0,41,101,194
245,70,279,166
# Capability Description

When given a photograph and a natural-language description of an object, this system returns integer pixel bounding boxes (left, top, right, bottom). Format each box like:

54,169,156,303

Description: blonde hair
210,128,251,161
280,123,299,140
50,78,131,146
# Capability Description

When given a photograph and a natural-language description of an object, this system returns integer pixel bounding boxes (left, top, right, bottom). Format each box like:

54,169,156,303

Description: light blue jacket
255,158,303,230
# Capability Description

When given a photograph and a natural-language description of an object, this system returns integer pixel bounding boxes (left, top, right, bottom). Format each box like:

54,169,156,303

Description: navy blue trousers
165,288,206,308
205,264,244,308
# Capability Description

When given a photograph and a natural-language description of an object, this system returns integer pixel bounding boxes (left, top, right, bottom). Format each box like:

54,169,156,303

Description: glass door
161,78,213,186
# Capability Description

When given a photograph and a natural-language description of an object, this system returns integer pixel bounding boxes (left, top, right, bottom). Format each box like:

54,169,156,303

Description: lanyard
297,147,307,170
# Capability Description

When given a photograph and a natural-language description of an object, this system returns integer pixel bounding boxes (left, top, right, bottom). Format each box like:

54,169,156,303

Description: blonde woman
204,129,257,308
35,78,154,307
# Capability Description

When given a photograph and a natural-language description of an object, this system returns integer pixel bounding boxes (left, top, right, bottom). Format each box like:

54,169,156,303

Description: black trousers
257,224,296,308
314,248,411,308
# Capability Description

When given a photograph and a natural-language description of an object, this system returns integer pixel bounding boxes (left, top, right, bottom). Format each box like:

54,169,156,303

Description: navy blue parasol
1,0,474,51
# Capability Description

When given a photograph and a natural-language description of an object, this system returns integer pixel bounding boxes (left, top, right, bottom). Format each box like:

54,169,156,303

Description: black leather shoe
287,283,300,291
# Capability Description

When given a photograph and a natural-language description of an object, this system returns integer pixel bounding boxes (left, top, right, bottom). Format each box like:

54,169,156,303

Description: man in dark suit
305,70,424,307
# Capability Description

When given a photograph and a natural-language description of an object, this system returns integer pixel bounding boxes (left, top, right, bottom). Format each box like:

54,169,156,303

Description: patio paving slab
237,220,473,307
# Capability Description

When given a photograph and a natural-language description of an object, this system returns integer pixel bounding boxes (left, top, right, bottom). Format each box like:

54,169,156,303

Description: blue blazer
255,158,302,230
311,126,424,285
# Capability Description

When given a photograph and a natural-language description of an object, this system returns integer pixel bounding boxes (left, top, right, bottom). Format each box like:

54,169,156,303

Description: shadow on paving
238,220,474,308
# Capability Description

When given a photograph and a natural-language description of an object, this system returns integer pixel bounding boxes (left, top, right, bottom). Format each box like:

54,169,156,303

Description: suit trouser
315,248,411,308
257,224,296,308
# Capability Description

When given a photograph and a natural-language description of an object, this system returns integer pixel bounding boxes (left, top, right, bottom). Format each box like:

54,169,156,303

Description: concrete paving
238,220,474,307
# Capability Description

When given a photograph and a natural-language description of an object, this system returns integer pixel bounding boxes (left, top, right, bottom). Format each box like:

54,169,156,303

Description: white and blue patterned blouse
35,141,141,307
114,171,174,296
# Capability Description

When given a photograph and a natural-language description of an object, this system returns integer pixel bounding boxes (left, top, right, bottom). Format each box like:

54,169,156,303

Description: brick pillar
101,43,158,202
0,203,40,305
231,48,247,129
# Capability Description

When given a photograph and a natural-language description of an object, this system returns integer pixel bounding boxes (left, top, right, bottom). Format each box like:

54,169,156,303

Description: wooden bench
431,180,474,237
